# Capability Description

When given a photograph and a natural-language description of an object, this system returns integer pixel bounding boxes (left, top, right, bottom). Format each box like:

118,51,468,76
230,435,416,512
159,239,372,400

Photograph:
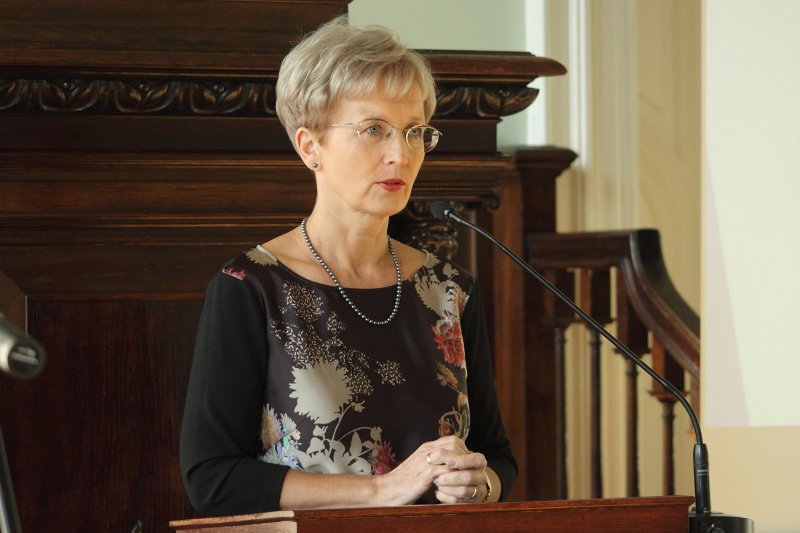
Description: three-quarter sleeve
180,272,289,515
461,283,518,500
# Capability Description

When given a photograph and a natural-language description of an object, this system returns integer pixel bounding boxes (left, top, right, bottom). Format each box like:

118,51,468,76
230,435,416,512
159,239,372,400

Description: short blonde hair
276,15,437,146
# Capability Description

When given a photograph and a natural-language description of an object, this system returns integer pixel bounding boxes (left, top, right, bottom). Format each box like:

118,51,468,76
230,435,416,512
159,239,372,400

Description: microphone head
0,313,46,380
429,200,454,221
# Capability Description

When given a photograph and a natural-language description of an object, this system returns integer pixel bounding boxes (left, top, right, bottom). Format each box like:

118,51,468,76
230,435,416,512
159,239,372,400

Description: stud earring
312,162,319,169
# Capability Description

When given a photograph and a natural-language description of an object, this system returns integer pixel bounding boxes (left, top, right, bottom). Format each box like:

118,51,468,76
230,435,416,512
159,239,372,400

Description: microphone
0,313,46,380
429,200,753,533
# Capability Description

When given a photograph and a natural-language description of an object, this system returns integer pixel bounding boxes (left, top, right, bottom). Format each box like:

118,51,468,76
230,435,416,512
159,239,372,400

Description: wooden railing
525,229,699,499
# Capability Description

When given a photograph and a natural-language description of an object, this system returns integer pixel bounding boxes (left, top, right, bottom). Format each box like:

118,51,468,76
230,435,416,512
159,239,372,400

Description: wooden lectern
170,496,693,533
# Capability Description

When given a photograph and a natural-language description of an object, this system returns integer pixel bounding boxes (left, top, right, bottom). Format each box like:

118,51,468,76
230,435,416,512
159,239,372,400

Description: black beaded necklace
300,217,402,325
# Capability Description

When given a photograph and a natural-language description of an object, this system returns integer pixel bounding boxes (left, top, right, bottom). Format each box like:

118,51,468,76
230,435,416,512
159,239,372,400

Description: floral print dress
180,245,516,516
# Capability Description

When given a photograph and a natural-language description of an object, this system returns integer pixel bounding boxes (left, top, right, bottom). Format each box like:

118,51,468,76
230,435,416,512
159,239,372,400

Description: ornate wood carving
2,78,536,118
0,78,25,110
436,85,538,118
389,202,464,259
0,78,275,115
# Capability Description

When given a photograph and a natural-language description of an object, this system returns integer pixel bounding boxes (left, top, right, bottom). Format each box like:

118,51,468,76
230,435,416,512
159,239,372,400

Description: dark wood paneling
0,243,259,530
0,116,290,152
0,2,571,530
0,116,498,154
512,147,578,501
0,154,508,247
5,298,200,531
0,0,350,64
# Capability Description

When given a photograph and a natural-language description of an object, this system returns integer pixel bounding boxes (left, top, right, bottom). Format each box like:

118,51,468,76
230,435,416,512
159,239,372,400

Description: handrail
526,229,700,397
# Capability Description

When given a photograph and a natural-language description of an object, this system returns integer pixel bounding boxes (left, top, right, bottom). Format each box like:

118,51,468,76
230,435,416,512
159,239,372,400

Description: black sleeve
461,283,518,500
180,271,289,515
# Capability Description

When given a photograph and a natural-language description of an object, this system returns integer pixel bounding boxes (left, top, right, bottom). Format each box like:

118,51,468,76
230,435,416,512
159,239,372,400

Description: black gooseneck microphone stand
430,201,754,533
1,313,47,533
0,424,22,533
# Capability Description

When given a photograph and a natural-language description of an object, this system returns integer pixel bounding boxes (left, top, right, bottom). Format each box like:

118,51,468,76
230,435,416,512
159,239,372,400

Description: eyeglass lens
357,119,440,152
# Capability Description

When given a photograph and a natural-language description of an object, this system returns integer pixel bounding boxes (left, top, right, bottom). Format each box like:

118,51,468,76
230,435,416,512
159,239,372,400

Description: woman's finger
434,468,484,488
423,437,470,465
445,451,487,471
434,482,485,504
429,435,469,453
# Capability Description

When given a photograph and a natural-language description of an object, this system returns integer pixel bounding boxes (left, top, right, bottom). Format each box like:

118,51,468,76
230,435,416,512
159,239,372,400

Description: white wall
703,0,800,429
703,0,800,530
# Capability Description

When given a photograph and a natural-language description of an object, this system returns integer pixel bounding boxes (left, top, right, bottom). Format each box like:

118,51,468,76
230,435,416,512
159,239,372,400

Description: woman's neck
302,209,395,288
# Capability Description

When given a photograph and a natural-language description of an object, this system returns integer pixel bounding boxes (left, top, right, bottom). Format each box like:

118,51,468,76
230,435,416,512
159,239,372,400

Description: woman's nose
382,131,411,165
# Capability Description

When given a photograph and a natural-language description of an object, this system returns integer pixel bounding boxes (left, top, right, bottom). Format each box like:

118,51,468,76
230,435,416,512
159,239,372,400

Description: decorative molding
435,84,539,118
0,78,27,110
0,78,276,115
1,77,536,118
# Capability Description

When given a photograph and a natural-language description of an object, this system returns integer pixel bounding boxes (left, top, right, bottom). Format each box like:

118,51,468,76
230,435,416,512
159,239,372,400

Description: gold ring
468,485,478,500
426,453,432,465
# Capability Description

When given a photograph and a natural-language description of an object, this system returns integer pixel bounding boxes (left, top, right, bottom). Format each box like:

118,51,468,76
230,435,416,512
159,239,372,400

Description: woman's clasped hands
375,435,490,506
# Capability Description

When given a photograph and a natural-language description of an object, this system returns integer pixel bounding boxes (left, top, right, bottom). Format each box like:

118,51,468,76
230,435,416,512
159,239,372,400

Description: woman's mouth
377,179,406,192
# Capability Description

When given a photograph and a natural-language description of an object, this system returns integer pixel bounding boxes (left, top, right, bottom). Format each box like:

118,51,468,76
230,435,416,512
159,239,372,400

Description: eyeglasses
328,118,442,153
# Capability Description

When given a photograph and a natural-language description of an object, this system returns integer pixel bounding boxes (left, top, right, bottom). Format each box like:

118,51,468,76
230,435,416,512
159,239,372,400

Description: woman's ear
295,127,320,171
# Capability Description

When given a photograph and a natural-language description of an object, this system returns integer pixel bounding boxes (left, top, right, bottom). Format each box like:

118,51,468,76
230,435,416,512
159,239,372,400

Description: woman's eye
364,124,385,136
407,127,423,139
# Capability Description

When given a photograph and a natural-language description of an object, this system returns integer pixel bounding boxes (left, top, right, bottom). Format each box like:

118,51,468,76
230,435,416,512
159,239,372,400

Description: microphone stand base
689,511,754,533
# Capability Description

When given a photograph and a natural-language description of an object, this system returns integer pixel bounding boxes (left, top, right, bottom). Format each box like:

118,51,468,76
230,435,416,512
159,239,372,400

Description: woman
180,15,516,515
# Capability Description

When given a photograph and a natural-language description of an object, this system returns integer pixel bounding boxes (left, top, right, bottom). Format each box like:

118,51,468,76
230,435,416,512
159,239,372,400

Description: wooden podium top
170,496,694,533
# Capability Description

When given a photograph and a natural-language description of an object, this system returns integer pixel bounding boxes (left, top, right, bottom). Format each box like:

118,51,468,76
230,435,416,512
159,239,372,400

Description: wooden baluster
542,268,576,500
650,338,686,495
525,229,699,502
579,268,612,499
615,268,650,497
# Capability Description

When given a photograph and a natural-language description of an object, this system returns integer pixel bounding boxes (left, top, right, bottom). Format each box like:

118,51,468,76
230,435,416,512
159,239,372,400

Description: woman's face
311,85,427,221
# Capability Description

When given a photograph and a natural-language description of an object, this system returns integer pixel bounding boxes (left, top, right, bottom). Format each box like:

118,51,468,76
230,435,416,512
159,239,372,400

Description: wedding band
426,453,432,465
468,485,478,500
